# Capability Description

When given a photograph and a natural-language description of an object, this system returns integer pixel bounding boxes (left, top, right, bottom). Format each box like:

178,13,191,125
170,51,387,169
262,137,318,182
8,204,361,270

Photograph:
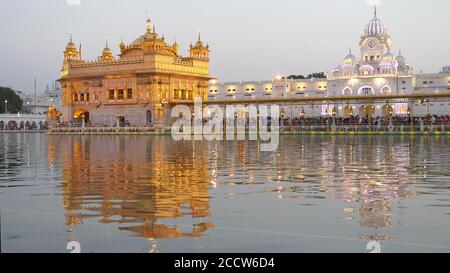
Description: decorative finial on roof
69,33,73,43
153,24,156,33
146,13,152,33
198,31,201,41
374,6,378,17
105,40,109,48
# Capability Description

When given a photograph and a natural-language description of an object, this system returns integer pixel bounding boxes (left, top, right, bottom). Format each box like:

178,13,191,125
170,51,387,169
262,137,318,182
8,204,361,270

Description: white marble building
208,8,450,118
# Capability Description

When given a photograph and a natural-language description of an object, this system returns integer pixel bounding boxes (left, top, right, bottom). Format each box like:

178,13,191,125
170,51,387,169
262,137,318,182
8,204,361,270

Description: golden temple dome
102,41,112,56
65,34,77,52
132,17,159,45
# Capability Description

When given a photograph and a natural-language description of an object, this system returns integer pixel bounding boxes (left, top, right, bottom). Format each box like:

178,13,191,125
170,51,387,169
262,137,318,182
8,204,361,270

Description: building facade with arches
59,17,213,127
0,114,47,130
208,8,450,118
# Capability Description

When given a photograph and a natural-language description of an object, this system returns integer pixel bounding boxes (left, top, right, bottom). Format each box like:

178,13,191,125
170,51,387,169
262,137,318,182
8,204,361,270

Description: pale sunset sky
0,0,449,94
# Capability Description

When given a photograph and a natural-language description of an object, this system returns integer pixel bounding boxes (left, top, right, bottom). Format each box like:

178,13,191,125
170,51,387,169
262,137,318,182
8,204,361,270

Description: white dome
396,51,406,64
342,49,357,65
364,10,386,37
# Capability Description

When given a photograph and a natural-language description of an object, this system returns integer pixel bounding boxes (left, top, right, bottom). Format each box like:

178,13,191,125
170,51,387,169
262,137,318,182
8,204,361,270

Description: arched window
359,65,374,75
342,86,353,95
380,85,392,94
358,85,375,95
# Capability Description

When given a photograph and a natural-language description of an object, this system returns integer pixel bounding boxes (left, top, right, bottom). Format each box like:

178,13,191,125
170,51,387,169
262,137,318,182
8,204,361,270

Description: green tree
306,72,327,79
0,87,23,113
287,75,306,80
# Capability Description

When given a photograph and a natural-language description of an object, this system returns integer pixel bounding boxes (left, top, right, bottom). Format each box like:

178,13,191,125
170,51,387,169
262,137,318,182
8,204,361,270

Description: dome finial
145,12,152,33
69,32,73,43
374,6,378,17
349,48,352,54
105,40,109,48
198,31,201,42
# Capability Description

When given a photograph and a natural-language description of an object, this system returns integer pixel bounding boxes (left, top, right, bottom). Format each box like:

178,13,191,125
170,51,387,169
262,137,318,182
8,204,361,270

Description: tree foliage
287,72,326,80
0,87,23,113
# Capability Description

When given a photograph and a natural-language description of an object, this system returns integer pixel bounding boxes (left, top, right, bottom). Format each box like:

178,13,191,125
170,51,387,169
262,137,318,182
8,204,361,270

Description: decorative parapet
70,57,144,68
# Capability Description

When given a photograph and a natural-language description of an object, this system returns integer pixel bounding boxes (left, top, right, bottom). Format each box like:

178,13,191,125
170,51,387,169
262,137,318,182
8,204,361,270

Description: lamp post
27,101,30,114
4,100,7,114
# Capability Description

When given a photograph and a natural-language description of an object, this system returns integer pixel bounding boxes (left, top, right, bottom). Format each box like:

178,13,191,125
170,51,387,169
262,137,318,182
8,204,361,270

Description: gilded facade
59,18,213,127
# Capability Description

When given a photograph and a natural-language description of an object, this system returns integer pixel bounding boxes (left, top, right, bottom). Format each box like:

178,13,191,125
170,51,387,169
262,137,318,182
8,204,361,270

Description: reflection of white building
208,8,450,117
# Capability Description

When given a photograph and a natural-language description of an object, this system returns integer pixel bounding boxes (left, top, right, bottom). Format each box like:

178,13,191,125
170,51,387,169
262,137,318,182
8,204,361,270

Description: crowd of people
280,115,450,126
9,114,449,131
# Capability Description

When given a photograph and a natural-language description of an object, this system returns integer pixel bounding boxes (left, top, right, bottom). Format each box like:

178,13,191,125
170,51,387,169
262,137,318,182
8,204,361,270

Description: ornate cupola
343,48,357,65
379,50,398,74
360,7,392,65
363,7,386,37
189,32,210,59
119,37,126,53
64,33,79,60
171,38,179,55
100,40,114,61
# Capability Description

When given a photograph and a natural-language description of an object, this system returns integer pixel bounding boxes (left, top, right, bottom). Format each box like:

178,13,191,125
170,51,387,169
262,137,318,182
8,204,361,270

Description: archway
380,85,392,94
8,121,18,130
342,86,353,95
25,121,31,130
382,105,394,117
358,85,375,95
73,110,89,125
0,121,4,130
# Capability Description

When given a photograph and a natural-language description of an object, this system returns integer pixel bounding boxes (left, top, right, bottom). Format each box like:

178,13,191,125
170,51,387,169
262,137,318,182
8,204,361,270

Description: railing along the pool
47,123,450,134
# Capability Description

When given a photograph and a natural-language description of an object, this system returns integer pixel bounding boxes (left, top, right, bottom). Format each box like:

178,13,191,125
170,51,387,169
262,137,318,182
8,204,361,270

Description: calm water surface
0,133,449,252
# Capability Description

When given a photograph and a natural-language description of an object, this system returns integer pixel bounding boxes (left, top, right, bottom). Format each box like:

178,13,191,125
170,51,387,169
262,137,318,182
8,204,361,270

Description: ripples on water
0,133,449,252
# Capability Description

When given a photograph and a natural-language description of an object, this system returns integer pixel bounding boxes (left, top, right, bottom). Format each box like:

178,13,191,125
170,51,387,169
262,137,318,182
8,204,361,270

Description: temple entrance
359,105,375,117
73,110,89,125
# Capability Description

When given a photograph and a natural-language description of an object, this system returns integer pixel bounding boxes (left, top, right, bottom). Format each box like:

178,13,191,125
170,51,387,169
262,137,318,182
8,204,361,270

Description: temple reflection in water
43,134,450,250
47,136,213,239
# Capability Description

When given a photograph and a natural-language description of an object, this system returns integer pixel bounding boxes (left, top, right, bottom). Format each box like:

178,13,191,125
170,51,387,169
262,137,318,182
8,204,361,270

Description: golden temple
59,17,213,127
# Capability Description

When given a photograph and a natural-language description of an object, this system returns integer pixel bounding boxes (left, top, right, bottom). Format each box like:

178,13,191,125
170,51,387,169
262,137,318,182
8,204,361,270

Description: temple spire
146,16,152,33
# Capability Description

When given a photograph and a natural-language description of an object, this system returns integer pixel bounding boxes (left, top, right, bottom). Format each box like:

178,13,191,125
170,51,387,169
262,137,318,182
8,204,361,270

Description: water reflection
48,136,213,240
201,136,449,242
2,134,449,252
